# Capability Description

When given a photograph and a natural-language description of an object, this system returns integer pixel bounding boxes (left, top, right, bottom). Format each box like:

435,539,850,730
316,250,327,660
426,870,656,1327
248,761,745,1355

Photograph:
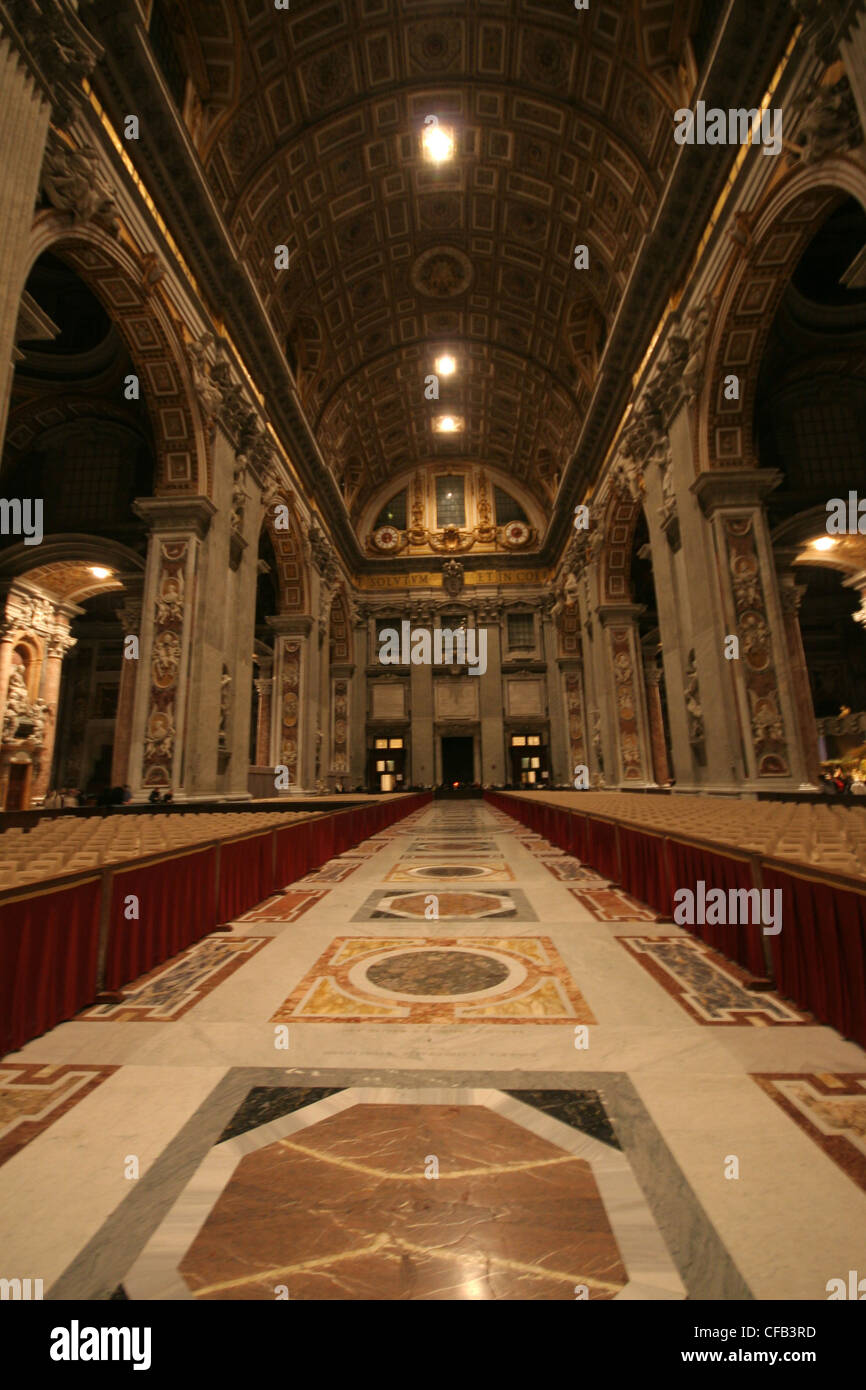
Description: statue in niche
28,699,51,747
684,649,705,745
2,668,30,741
231,466,247,534
681,301,711,402
442,558,464,598
219,668,231,750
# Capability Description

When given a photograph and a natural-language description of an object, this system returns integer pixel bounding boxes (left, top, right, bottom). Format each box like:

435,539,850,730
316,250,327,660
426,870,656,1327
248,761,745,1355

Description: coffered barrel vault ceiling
183,0,691,520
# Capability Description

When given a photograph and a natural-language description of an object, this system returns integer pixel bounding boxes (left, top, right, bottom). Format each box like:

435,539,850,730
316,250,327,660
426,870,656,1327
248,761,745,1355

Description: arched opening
755,194,866,787
1,249,157,806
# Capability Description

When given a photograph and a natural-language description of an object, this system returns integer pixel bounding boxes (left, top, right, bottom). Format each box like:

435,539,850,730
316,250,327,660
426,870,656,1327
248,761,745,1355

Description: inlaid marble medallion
619,936,809,1026
271,936,595,1022
351,887,536,922
384,861,515,882
408,839,497,853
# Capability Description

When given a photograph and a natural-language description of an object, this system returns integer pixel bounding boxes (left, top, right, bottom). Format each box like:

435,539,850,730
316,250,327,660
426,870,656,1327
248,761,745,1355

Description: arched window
494,487,528,526
374,490,407,530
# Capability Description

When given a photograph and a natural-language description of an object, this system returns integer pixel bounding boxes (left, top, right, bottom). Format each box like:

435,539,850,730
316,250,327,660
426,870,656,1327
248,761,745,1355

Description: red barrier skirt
617,826,671,916
0,878,101,1055
218,832,274,923
666,838,765,977
763,866,866,1049
104,846,218,991
586,818,619,882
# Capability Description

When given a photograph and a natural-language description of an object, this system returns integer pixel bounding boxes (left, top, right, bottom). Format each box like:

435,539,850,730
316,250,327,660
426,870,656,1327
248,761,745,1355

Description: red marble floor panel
569,887,659,921
179,1103,628,1300
239,890,330,922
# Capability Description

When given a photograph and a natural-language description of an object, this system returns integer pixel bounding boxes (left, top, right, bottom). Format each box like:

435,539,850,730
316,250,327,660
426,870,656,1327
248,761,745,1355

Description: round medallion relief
410,245,474,299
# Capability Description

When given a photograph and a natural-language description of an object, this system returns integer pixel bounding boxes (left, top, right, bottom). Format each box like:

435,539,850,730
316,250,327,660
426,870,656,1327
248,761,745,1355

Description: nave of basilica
1,0,866,1325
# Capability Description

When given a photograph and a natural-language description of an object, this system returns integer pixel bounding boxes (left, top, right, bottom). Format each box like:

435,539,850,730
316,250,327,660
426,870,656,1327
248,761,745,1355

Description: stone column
776,572,822,786
129,497,216,798
669,403,748,790
31,621,75,801
0,37,50,448
0,3,101,447
330,663,353,787
643,653,670,787
597,604,655,786
350,608,368,787
110,594,142,787
478,599,505,786
692,469,812,788
641,453,692,784
411,608,435,787
268,615,314,794
575,563,607,784
222,513,259,800
254,668,273,766
541,601,570,785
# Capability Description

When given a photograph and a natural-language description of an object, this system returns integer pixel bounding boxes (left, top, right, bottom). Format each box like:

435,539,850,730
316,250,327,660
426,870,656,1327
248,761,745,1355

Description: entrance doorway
509,733,549,787
368,735,406,792
441,735,474,786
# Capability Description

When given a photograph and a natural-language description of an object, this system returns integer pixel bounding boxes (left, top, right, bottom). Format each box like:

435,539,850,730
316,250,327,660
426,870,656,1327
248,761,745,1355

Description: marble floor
2,800,866,1301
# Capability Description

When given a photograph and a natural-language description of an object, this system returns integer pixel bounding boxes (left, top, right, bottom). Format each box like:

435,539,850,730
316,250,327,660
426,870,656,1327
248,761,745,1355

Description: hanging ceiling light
422,123,454,164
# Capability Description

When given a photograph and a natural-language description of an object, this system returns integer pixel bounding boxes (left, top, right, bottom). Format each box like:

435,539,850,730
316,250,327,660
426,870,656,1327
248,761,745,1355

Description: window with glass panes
507,612,535,650
435,475,465,528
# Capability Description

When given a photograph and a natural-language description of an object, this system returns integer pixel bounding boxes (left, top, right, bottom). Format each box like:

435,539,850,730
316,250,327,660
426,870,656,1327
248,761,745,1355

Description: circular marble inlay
410,865,486,879
365,949,509,996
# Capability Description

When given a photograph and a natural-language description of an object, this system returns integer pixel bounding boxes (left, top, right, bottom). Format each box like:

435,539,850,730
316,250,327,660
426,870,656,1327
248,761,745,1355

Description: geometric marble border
122,1086,686,1301
0,1063,119,1167
752,1073,866,1195
46,1068,751,1302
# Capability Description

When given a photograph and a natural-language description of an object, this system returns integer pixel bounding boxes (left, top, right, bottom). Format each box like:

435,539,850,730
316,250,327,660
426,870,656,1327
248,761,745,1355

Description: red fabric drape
617,826,671,916
666,838,765,976
586,818,619,882
104,847,218,991
763,866,866,1048
218,832,274,923
0,878,101,1055
0,794,433,1056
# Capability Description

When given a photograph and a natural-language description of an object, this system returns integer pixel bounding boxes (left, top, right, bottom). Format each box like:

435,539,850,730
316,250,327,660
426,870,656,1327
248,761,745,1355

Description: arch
24,213,210,495
600,483,646,602
699,156,866,474
329,587,351,662
261,493,308,614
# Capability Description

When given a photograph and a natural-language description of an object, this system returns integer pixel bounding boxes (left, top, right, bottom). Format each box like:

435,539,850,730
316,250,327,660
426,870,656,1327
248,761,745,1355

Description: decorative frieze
723,517,791,777
142,540,186,788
